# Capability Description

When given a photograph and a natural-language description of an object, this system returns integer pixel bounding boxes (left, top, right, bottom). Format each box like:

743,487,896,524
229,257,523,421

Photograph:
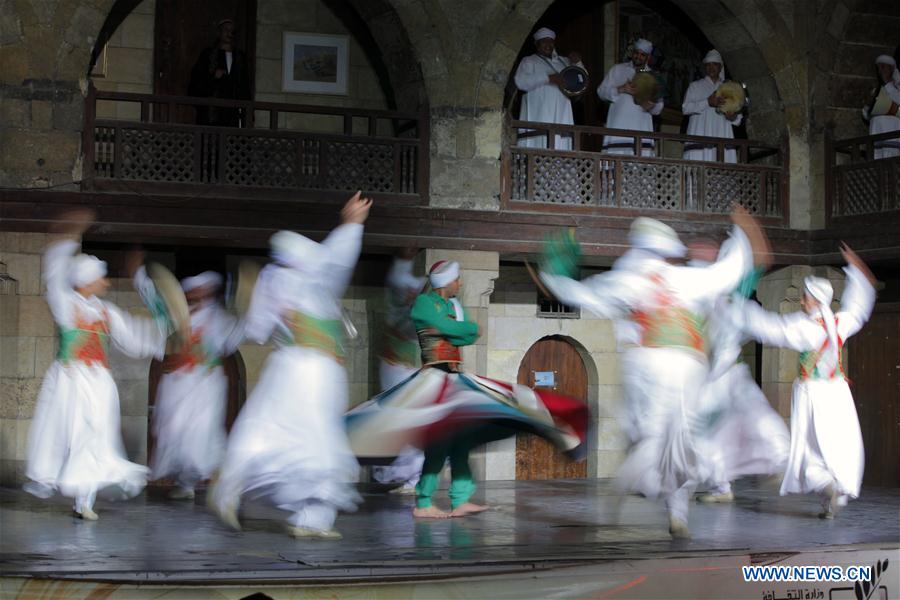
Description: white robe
682,76,743,163
697,300,789,492
514,52,584,150
734,265,875,502
867,81,900,159
597,62,664,156
24,240,165,504
211,224,363,531
141,288,243,488
541,227,752,521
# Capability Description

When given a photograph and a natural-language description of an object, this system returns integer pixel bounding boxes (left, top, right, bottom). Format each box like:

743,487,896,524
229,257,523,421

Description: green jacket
411,291,479,347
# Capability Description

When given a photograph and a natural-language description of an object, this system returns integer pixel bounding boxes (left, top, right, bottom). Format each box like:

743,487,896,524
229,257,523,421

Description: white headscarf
804,276,840,376
429,260,460,289
634,38,653,54
875,54,900,85
628,217,686,258
703,49,725,82
69,254,107,288
533,27,555,42
181,271,222,293
269,230,324,273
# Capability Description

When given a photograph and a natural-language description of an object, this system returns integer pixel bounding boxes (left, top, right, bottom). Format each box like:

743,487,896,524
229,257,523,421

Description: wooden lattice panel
93,126,115,177
120,128,194,182
620,162,681,210
836,164,880,216
704,167,761,214
323,141,394,192
511,152,529,200
531,154,595,204
225,135,298,188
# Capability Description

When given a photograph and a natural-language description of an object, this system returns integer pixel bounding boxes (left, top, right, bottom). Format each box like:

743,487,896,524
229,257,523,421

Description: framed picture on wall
282,32,349,95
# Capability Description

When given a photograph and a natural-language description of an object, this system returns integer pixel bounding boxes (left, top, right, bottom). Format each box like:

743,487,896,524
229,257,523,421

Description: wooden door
515,336,589,480
847,302,900,487
153,0,256,123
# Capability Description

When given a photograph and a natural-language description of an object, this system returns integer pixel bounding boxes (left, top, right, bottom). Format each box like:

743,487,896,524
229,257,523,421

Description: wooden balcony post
81,82,96,190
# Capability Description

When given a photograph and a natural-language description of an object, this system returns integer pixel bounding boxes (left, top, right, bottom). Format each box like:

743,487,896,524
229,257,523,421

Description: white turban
875,54,900,85
181,271,222,293
269,230,323,272
634,38,653,54
69,254,107,288
804,276,840,377
533,27,555,42
628,217,686,258
429,260,460,289
703,49,723,65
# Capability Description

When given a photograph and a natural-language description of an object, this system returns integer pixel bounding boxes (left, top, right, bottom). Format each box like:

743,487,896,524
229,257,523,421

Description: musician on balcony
188,18,251,127
597,38,663,156
513,27,586,150
863,55,900,160
682,50,741,164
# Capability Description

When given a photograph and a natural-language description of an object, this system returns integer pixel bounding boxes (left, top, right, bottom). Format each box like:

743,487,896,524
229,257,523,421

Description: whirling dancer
727,243,875,518
686,243,789,503
24,210,168,520
539,210,766,538
347,260,589,519
137,270,243,499
371,250,427,494
210,192,371,539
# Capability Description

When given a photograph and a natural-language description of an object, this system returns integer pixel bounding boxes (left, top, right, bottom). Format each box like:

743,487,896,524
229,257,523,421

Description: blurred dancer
348,260,588,519
539,209,766,538
687,243,789,503
728,243,875,518
137,270,243,499
210,192,371,539
371,250,426,494
24,210,167,520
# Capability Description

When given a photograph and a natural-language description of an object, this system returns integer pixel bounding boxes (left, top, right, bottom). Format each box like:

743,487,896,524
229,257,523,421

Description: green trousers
415,442,476,509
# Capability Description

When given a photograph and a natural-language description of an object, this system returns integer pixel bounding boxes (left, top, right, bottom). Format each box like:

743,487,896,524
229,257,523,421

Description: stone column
424,249,499,481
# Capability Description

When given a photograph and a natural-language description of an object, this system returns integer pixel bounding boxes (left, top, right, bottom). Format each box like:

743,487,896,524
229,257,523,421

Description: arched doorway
147,351,246,487
515,335,588,480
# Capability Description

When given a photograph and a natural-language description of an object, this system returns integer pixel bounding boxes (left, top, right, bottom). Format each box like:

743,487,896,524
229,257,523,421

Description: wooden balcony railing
82,85,429,204
501,119,788,224
826,129,900,221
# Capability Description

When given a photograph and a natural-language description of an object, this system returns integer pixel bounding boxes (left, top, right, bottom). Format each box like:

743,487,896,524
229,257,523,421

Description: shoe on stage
288,526,343,540
668,516,691,539
388,484,417,495
696,491,734,503
74,507,99,521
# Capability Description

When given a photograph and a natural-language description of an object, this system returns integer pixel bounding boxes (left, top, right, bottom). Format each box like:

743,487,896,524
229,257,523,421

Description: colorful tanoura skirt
346,367,588,461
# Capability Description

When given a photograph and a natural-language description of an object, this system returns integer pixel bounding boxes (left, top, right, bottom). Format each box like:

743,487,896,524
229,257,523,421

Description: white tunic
211,224,363,525
867,81,900,159
139,280,243,485
514,53,585,150
682,76,743,163
25,240,165,502
541,227,752,506
734,265,875,500
597,62,664,156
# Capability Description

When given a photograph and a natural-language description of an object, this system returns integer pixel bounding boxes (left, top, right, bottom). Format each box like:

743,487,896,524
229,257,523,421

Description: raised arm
539,271,630,319
732,298,823,352
835,244,877,340
42,239,79,326
320,192,371,299
105,303,166,360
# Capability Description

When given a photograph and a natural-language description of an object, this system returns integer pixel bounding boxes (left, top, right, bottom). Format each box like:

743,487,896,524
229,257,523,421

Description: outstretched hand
123,247,145,279
840,242,876,285
340,191,373,225
730,203,772,268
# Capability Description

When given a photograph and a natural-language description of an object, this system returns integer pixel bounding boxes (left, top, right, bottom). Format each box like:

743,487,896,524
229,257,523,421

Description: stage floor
1,479,898,598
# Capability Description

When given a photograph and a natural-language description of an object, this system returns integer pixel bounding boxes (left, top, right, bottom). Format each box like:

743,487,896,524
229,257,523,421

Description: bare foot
450,502,489,517
412,506,450,519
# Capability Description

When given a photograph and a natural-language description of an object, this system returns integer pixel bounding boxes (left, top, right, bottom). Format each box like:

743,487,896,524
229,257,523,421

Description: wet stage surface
1,479,898,583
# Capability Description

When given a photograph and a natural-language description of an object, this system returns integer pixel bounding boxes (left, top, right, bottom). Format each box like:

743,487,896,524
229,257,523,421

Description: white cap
269,230,323,272
69,254,107,288
628,217,686,258
875,54,896,67
533,27,556,42
634,38,653,54
181,271,223,293
429,260,460,289
703,49,723,64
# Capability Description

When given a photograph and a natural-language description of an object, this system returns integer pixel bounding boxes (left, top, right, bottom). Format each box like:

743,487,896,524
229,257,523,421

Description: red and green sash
280,310,345,362
799,316,845,381
57,308,110,368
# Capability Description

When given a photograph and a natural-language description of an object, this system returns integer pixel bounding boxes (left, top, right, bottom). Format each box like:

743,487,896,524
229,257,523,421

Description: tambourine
560,65,589,99
147,262,191,344
869,86,894,118
715,80,746,114
632,70,663,106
